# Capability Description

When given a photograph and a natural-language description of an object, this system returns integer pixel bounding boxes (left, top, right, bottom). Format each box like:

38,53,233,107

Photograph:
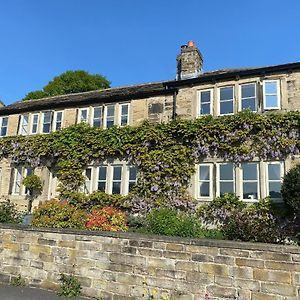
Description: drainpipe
172,88,178,120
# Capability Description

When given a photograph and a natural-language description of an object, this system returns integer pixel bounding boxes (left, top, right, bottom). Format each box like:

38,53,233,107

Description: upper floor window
263,80,280,110
105,105,115,128
42,111,52,133
240,83,256,112
79,108,89,123
19,114,29,136
219,86,234,115
120,104,129,126
53,111,63,131
31,114,39,134
0,117,8,137
198,90,213,116
93,107,102,128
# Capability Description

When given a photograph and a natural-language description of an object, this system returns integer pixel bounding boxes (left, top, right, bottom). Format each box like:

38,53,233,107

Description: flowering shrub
85,206,128,232
281,164,300,211
0,200,23,224
32,199,87,229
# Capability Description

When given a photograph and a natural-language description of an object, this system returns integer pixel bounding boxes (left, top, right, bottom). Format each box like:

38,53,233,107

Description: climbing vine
0,110,299,200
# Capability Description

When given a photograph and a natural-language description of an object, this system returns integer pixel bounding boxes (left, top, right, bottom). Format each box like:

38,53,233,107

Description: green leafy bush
57,273,81,298
85,206,128,232
22,175,43,194
32,199,87,229
281,164,300,211
144,208,205,238
0,200,22,224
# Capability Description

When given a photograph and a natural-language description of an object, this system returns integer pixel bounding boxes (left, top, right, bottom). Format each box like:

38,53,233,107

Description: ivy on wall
0,110,299,199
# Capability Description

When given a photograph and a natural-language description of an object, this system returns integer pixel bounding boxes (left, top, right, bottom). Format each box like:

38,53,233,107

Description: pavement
0,284,87,300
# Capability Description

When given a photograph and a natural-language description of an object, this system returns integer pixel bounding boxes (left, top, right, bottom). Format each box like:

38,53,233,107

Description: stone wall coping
1,223,299,254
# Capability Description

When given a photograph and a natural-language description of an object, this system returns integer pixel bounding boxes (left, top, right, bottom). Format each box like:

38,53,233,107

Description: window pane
201,103,211,115
121,116,128,126
266,95,278,108
1,128,7,136
43,124,51,133
113,166,122,180
220,182,234,195
220,87,233,100
94,107,102,119
98,167,107,180
2,117,8,127
201,91,211,103
242,98,256,111
129,167,137,181
243,182,258,200
107,105,115,117
80,110,88,122
268,164,281,180
269,182,281,198
241,84,255,98
199,182,210,197
56,112,62,122
121,104,128,115
44,112,51,123
265,82,277,94
199,165,210,180
220,164,233,180
106,119,114,128
129,182,135,192
242,163,257,180
98,182,106,192
220,101,233,114
112,182,121,194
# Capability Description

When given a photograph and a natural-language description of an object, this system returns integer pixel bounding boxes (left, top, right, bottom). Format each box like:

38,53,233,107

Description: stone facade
0,225,299,300
0,42,300,208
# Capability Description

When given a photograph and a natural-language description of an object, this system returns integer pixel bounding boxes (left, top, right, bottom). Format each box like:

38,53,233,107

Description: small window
112,165,122,194
199,90,212,116
241,83,256,112
219,86,234,115
198,164,212,198
42,111,52,133
13,168,22,195
241,163,259,200
120,104,129,126
31,114,39,134
53,111,63,131
83,168,92,194
79,108,89,123
106,105,115,128
128,166,137,192
266,162,283,198
97,166,107,192
0,117,8,137
19,114,29,135
93,107,102,128
263,80,280,109
218,163,235,195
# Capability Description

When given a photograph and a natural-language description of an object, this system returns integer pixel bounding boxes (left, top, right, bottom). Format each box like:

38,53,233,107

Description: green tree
23,70,110,101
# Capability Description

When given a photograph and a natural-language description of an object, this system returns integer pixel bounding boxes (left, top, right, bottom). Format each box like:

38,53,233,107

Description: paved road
0,284,87,300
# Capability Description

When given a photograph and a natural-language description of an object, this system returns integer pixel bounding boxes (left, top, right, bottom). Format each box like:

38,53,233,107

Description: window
93,107,102,128
197,164,213,198
120,104,129,126
241,163,259,200
97,166,107,192
53,111,63,131
266,162,283,198
105,105,115,128
241,83,256,112
263,80,280,109
128,166,137,192
31,114,39,134
19,114,29,135
219,86,234,115
79,108,89,123
112,165,122,194
218,163,235,196
42,111,52,133
12,167,32,195
83,168,92,194
199,90,212,116
0,117,8,137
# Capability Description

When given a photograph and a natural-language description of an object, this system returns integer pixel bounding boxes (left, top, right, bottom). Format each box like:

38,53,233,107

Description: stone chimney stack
176,41,203,80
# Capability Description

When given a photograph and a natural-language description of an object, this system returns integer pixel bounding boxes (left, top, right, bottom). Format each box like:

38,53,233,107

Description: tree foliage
23,70,110,101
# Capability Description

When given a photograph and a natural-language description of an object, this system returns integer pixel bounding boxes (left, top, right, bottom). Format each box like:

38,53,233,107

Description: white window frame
119,103,130,126
19,114,29,136
78,108,89,124
12,167,33,195
127,165,137,194
30,113,39,135
239,83,257,112
218,86,235,115
92,106,103,128
198,89,213,116
266,161,284,199
42,111,52,134
196,163,213,199
216,163,235,196
263,80,281,110
0,116,8,137
104,104,115,129
240,162,259,201
96,165,107,192
53,111,63,132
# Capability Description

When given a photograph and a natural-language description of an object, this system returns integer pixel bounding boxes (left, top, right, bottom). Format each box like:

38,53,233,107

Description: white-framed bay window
266,161,284,199
263,80,281,110
198,89,213,116
197,164,213,199
240,83,256,112
241,162,259,200
219,86,234,115
0,116,8,137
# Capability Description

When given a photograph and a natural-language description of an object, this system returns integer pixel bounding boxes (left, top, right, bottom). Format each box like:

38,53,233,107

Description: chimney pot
187,41,194,47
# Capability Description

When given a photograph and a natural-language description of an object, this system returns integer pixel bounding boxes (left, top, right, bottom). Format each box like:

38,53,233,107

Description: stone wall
0,225,299,300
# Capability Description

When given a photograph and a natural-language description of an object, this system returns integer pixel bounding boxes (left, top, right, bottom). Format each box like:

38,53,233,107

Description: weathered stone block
261,282,297,296
253,268,291,283
235,258,264,268
206,285,237,298
200,263,229,276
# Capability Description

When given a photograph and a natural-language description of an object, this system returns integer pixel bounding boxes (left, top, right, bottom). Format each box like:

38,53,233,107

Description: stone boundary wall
0,225,299,300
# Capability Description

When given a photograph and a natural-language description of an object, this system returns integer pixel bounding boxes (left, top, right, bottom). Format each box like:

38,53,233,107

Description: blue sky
0,0,300,104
